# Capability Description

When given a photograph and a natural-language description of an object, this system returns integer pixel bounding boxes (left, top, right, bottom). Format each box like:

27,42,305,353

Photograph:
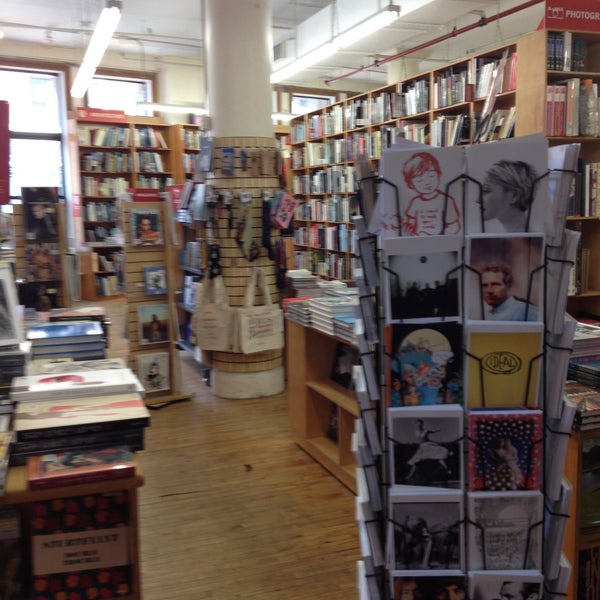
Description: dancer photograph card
388,405,463,490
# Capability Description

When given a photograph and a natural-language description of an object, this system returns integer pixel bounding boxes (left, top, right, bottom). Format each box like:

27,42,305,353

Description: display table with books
0,457,144,600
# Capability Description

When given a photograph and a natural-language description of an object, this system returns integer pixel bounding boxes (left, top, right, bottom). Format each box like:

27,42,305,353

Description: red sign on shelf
127,188,161,202
75,107,127,123
545,0,600,31
0,101,8,205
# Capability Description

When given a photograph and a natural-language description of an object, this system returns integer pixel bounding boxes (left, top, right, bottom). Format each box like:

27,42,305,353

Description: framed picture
143,266,168,295
137,304,170,345
130,208,164,246
136,351,170,393
25,242,62,282
0,262,20,346
21,186,59,243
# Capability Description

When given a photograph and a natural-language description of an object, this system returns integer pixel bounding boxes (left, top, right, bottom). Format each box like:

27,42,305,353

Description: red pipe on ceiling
324,0,545,85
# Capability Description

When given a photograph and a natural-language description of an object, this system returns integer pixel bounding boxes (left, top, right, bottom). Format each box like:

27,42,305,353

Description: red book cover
27,446,135,490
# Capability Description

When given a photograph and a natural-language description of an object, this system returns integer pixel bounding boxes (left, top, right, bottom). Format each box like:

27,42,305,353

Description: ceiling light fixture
270,3,400,84
137,102,209,115
71,0,122,98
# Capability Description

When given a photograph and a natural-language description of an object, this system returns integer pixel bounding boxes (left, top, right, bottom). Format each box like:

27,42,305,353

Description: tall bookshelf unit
289,42,517,281
75,114,177,299
515,27,600,600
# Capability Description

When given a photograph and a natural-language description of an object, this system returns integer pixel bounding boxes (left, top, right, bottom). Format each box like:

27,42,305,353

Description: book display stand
13,202,69,309
121,200,192,408
351,136,580,599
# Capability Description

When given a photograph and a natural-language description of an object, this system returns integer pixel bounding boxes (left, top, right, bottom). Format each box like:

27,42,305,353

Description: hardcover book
143,265,168,295
466,491,543,570
10,368,143,402
26,445,135,490
32,492,132,599
467,408,543,491
388,405,463,490
382,235,461,323
465,321,544,409
468,570,543,600
385,321,463,407
26,320,105,345
387,489,464,571
13,391,150,441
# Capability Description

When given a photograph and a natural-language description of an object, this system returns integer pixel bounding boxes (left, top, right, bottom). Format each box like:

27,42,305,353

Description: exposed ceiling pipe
324,0,544,85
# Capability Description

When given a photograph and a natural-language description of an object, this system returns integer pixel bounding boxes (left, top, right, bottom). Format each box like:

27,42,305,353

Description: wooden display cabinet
286,320,359,493
1,459,144,600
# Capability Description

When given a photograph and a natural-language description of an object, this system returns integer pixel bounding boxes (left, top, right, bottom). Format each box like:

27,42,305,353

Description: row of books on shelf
82,175,129,197
291,166,355,195
293,223,357,253
295,195,353,223
432,68,472,109
131,126,168,149
547,30,587,72
430,113,469,148
135,174,174,190
181,274,202,307
474,51,518,99
180,240,204,272
84,225,120,243
545,78,600,137
80,151,133,173
84,201,119,222
291,250,359,281
180,127,201,150
565,158,600,217
136,150,168,173
94,274,120,297
77,125,131,148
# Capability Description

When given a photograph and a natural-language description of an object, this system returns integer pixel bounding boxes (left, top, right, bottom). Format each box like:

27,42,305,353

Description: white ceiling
0,0,545,92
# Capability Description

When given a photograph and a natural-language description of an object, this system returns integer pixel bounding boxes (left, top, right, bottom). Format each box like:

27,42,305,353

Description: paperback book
466,490,543,570
386,321,463,407
388,405,463,490
468,570,543,600
387,489,464,571
465,321,543,409
390,573,466,600
467,408,543,491
27,445,135,490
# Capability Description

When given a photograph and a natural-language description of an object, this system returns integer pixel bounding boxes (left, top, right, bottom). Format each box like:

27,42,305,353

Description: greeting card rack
121,200,191,408
351,139,578,599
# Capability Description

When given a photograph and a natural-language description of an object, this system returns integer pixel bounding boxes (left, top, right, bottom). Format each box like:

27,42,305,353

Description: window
87,74,154,116
0,67,66,199
291,93,335,115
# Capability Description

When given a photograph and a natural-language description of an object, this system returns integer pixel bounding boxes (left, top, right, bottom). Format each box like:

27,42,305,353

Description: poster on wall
21,186,59,243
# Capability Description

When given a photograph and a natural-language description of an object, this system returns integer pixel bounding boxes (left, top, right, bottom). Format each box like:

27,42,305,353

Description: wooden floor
99,296,360,599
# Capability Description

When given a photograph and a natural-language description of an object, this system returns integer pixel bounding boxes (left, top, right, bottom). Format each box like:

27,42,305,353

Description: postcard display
121,200,191,407
353,135,580,600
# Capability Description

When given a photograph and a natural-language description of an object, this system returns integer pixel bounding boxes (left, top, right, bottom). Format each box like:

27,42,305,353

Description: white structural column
204,0,273,137
201,0,285,399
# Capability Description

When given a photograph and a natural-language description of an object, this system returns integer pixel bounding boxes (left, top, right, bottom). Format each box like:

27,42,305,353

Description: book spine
29,464,136,490
16,417,149,442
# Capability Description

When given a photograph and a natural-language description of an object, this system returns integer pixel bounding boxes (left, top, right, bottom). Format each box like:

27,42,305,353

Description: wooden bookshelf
285,320,359,493
288,42,517,282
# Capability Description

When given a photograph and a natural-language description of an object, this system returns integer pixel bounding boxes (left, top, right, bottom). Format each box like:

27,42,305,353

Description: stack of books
568,356,600,388
571,320,600,359
309,296,359,336
10,367,150,466
564,379,600,431
49,305,110,346
0,344,28,406
26,320,106,362
282,297,313,327
332,315,357,344
284,269,323,298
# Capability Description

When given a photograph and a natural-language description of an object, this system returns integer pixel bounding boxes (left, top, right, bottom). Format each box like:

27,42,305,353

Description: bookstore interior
5,0,600,598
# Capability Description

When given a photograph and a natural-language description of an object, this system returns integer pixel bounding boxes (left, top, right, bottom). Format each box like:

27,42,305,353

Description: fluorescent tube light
137,103,209,115
270,4,399,84
335,5,400,48
71,2,122,98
